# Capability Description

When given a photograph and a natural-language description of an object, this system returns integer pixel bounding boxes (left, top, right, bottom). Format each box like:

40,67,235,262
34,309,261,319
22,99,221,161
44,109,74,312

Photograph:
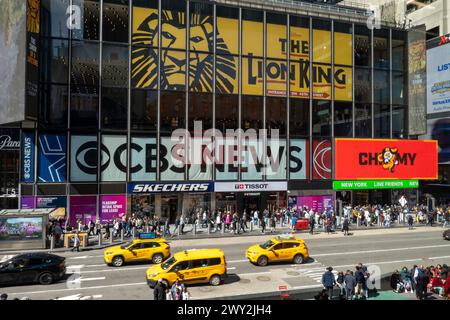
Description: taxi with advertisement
104,238,170,267
146,249,227,288
246,235,309,266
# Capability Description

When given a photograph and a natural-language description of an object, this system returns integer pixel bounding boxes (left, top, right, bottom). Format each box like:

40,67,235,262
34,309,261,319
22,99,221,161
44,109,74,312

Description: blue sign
38,134,67,182
128,182,214,194
36,196,67,209
21,131,35,183
138,232,157,239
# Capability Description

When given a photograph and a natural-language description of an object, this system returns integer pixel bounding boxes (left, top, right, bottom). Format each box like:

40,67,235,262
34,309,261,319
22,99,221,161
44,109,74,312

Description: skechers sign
21,131,35,183
335,139,438,180
128,183,213,194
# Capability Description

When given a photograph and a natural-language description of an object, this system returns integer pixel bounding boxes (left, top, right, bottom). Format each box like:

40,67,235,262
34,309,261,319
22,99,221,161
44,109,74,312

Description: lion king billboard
131,6,352,100
334,139,438,180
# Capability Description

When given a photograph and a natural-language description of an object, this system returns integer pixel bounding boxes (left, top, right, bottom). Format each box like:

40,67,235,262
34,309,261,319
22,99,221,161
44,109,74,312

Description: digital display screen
0,217,43,241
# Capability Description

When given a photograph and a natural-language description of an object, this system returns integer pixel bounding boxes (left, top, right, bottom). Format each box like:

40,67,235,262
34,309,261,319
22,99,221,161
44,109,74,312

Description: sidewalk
0,222,444,255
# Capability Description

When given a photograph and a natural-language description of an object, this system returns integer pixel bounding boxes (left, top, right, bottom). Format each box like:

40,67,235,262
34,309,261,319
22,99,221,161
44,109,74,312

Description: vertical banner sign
20,196,36,209
427,33,450,116
25,0,40,120
38,134,67,182
99,195,126,223
21,131,35,183
408,25,427,135
312,139,332,180
70,196,97,226
71,135,98,182
289,139,309,180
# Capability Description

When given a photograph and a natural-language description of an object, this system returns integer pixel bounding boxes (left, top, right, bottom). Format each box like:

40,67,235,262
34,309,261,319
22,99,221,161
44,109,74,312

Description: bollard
66,235,70,249
50,235,55,252
110,230,113,244
98,233,102,247
221,223,225,234
208,223,211,235
250,221,254,232
177,225,181,237
193,224,197,236
357,217,360,229
121,229,124,242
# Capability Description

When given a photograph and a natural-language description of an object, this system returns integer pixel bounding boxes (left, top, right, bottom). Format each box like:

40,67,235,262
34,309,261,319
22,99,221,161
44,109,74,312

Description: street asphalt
1,226,449,300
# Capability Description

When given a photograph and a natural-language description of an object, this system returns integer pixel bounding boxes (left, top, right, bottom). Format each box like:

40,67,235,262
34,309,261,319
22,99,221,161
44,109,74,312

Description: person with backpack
344,270,356,300
321,267,336,300
355,266,366,299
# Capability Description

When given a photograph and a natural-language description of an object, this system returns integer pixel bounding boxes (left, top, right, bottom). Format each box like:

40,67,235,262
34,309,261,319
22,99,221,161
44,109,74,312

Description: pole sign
334,139,438,180
333,180,419,190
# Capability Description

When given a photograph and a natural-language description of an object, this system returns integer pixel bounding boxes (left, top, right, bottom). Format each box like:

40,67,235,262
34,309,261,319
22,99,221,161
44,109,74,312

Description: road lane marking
66,255,103,260
429,255,450,260
8,282,148,296
227,259,249,263
227,267,236,270
67,276,106,284
312,244,450,257
331,258,430,269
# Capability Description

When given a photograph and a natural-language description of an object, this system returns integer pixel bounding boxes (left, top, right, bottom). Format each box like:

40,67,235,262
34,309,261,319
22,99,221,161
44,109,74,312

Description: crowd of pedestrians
390,264,450,300
319,263,372,300
319,263,450,300
153,279,191,300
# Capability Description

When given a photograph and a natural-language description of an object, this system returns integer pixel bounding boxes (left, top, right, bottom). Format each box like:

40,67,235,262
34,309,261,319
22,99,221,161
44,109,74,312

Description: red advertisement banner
335,139,438,180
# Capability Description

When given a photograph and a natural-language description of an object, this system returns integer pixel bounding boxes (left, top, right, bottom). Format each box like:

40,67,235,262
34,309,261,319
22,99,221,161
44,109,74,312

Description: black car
0,253,66,286
444,229,450,241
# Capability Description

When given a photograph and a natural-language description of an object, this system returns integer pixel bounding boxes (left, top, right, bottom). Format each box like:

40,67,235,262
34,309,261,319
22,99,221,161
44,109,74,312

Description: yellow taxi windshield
161,256,177,270
259,240,275,249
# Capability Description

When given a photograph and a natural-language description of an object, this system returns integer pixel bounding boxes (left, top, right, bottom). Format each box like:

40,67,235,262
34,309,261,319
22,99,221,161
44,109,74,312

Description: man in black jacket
355,266,366,299
416,268,429,300
153,279,166,300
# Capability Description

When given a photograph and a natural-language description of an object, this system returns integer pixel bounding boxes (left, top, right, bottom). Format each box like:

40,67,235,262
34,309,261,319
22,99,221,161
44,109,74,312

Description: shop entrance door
242,193,260,216
161,196,178,224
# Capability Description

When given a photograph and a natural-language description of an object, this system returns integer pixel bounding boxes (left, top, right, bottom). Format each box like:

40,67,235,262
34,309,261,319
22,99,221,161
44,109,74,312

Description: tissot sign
335,139,438,180
128,182,213,194
214,182,288,192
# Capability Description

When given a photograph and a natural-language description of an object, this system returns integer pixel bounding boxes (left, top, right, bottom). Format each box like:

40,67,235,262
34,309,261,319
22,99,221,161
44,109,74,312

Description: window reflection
312,100,331,136
103,0,129,43
160,92,185,135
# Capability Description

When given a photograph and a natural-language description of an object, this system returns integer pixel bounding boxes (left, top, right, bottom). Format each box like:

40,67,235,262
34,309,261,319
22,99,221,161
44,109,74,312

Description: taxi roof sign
276,234,296,241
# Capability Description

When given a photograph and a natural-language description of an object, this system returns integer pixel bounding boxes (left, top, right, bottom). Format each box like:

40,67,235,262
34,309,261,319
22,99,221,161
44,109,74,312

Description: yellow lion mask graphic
131,9,236,93
377,147,399,172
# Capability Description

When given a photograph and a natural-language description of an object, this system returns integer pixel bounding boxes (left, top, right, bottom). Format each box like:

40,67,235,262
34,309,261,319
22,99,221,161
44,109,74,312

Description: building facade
4,0,432,224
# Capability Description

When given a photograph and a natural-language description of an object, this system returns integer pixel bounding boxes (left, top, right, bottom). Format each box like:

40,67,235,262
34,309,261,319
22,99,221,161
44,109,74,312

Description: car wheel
293,254,304,264
257,256,268,267
38,272,54,285
152,253,164,264
210,274,221,286
112,256,124,267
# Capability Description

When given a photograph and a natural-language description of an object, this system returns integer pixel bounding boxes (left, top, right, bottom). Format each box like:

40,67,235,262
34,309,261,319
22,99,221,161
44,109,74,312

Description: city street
1,227,448,300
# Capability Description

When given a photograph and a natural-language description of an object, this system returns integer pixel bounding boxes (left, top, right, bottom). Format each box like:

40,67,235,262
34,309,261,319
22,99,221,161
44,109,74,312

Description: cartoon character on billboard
378,147,399,172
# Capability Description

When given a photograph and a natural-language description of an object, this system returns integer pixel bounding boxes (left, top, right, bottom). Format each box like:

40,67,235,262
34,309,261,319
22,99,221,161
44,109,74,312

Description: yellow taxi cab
146,248,226,288
104,238,170,267
246,234,309,266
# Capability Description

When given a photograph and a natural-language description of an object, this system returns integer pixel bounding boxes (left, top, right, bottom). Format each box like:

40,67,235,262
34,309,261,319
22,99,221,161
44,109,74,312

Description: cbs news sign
132,7,352,101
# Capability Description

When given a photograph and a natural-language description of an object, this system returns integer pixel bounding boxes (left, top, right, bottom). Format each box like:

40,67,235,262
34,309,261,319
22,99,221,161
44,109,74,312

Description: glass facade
17,0,410,217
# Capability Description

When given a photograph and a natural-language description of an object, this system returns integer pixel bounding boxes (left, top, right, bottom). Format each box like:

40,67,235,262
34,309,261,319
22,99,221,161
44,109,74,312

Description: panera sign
0,134,20,150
